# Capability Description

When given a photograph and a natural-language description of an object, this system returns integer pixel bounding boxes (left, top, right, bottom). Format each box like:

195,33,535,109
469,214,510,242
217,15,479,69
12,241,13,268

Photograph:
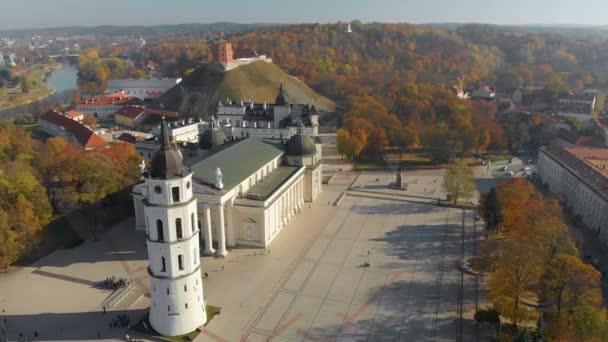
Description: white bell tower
144,118,206,336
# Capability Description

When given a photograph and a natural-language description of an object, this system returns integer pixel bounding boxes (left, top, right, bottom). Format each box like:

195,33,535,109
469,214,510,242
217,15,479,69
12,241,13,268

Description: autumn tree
73,152,120,240
38,137,80,207
336,128,366,160
545,253,602,319
442,159,475,203
82,115,97,128
489,239,543,328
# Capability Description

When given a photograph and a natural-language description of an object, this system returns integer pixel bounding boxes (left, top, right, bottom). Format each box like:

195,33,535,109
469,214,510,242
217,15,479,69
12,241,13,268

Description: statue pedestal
389,170,407,190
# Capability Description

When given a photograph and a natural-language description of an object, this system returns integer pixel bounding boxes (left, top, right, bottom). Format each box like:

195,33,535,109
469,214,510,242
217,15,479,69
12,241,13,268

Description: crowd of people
101,276,130,289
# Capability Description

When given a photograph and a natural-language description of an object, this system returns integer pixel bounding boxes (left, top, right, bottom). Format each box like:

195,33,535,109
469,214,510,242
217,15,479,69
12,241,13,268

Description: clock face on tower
154,185,163,194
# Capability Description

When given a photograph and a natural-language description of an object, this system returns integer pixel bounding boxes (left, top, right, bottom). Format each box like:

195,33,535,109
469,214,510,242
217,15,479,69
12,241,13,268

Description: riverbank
0,64,56,111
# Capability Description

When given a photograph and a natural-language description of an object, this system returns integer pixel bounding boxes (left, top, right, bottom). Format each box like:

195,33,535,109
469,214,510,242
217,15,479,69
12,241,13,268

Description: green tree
442,159,475,204
564,116,582,132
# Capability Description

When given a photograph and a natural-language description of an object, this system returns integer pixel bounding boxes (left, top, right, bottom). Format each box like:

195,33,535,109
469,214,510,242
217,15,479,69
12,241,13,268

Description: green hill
159,60,336,116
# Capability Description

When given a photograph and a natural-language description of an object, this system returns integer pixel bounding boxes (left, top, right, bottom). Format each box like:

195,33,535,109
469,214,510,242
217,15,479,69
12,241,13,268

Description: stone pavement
0,170,490,342
241,195,482,341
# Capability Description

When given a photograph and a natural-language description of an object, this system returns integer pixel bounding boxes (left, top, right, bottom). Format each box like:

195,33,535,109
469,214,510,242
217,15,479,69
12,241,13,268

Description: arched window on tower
156,219,164,242
191,213,195,232
161,256,166,272
178,254,184,270
176,218,183,239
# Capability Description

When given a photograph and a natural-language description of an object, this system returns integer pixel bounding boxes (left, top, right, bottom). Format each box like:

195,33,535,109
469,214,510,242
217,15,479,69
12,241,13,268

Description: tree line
479,178,606,340
0,121,142,268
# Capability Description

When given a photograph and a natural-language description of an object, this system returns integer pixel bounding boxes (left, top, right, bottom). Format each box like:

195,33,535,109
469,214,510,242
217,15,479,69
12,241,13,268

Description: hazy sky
1,0,607,30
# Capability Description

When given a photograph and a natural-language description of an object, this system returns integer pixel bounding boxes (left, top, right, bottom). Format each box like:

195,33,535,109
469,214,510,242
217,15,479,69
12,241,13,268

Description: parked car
505,171,514,177
500,166,508,171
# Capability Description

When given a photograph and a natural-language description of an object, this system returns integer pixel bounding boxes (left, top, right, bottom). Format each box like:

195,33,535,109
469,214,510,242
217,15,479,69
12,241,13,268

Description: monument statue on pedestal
215,167,224,189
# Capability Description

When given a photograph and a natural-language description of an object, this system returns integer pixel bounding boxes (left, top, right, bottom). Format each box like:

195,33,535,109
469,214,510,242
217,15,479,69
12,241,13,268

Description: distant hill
158,60,336,116
0,22,277,38
428,22,608,38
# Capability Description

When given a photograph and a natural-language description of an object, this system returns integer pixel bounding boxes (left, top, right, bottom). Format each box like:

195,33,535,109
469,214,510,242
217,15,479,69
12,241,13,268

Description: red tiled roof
565,147,608,160
143,109,179,118
40,110,107,149
115,106,146,119
65,110,83,118
78,92,140,107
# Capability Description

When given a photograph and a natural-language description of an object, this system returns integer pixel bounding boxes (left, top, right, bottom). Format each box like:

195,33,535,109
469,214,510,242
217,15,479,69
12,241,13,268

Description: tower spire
160,116,170,150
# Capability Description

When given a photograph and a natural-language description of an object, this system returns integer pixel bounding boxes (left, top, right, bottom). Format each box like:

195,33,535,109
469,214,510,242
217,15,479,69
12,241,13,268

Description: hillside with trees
158,60,336,115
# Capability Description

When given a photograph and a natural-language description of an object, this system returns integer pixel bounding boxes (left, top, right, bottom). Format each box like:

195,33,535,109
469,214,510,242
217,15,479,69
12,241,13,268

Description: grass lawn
130,305,221,342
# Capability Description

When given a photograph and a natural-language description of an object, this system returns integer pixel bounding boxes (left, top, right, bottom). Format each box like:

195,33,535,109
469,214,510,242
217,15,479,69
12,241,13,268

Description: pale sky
1,0,607,30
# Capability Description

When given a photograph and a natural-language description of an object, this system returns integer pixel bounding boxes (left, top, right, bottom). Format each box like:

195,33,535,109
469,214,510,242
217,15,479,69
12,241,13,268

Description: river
46,64,78,93
0,64,78,119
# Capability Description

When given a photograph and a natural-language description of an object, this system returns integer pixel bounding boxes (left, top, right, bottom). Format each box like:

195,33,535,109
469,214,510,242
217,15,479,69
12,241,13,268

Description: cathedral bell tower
144,118,206,336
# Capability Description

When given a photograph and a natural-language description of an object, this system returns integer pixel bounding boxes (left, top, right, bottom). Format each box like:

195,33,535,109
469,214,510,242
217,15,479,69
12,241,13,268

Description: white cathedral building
134,115,322,335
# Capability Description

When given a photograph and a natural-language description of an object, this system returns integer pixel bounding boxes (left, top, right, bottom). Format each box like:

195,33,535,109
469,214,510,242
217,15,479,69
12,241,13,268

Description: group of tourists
101,276,130,289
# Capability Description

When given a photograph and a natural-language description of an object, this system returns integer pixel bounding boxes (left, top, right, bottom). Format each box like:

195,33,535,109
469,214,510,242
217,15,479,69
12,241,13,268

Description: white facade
144,172,206,336
133,138,323,254
537,147,608,241
108,78,182,99
152,120,201,143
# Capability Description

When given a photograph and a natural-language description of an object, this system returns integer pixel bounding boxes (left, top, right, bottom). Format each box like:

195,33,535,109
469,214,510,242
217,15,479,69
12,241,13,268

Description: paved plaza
1,170,489,341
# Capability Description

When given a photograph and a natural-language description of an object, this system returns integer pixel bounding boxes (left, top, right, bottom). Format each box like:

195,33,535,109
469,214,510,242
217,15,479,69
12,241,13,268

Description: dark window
184,285,187,292
156,219,164,241
191,213,195,232
161,257,166,272
167,288,170,295
167,305,170,311
176,218,183,239
172,187,180,202
185,303,188,309
178,254,184,270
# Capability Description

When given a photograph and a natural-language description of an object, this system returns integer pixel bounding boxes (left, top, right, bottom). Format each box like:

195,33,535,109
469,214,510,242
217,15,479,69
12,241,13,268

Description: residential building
76,92,141,119
39,110,107,150
115,106,179,130
65,110,84,122
555,94,596,123
107,78,182,99
470,84,496,100
537,146,608,241
151,118,201,143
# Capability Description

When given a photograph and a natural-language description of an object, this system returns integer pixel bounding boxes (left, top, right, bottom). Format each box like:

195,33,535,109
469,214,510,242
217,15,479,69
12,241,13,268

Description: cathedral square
0,165,489,341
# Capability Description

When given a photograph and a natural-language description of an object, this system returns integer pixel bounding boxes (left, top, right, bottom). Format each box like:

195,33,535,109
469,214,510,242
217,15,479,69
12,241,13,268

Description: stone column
203,205,214,255
280,195,285,227
216,203,227,256
226,198,236,247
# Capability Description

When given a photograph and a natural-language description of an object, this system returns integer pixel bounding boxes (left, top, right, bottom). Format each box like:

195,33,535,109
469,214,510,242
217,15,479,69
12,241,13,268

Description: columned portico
226,198,236,247
203,205,214,255
216,202,227,256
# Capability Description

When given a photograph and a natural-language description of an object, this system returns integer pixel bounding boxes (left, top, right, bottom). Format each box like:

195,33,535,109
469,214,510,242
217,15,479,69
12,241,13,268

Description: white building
108,78,182,99
133,124,322,255
152,118,201,143
216,83,320,139
142,120,206,336
537,146,608,241
76,92,141,119
555,94,596,123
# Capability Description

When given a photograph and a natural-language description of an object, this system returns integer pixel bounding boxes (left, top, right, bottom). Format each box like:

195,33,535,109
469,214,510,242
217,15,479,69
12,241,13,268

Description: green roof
190,138,285,190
